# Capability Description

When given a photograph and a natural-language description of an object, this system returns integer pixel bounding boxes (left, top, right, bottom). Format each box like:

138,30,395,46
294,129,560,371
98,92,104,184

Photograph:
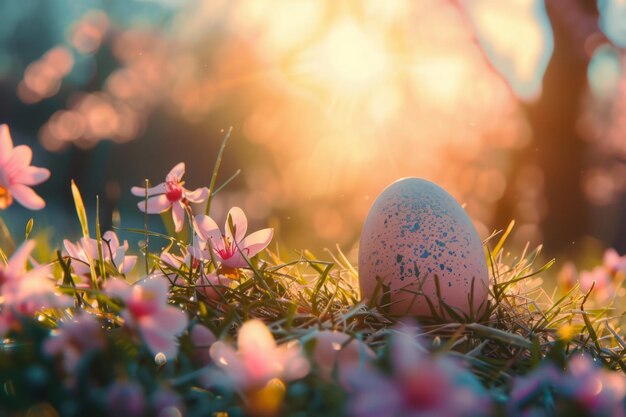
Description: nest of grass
113,216,625,391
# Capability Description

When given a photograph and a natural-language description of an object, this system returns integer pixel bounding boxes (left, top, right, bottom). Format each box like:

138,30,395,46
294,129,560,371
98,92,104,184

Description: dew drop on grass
155,352,167,366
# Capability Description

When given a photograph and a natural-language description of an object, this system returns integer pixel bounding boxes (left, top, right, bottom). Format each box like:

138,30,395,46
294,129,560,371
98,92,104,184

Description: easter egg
358,178,489,319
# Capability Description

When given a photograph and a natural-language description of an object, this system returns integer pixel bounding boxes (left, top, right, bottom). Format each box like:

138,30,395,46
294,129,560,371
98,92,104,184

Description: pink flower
508,364,563,409
194,207,273,269
44,314,105,373
566,354,626,416
509,355,626,417
604,248,626,276
557,261,578,292
0,124,50,210
63,230,137,281
131,162,208,232
347,325,490,417
0,241,71,336
210,319,310,390
195,272,230,301
103,276,188,359
313,330,375,387
190,323,217,366
159,239,203,281
580,266,615,303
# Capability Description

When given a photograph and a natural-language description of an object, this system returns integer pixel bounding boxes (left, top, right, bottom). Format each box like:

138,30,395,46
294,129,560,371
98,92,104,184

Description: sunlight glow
306,19,391,93
411,56,469,108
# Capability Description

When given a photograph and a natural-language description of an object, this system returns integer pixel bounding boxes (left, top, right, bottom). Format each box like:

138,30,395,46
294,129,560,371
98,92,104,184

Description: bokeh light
0,0,624,257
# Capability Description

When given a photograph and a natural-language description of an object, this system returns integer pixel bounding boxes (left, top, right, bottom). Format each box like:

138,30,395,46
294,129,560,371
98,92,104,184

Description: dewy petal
9,184,45,210
193,215,223,248
168,162,185,180
172,201,185,233
131,182,167,197
12,166,50,186
185,187,209,203
0,124,14,164
6,240,35,277
139,195,170,214
225,207,248,244
240,228,273,258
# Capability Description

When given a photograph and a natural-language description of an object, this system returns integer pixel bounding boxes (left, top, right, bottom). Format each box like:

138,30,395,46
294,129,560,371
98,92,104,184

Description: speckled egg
358,178,489,318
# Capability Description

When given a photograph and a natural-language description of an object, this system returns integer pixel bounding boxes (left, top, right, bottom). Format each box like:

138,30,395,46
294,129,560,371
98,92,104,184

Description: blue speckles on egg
358,178,489,318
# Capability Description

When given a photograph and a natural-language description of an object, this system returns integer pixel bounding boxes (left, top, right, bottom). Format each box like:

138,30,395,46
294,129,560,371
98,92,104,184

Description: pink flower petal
167,162,185,180
185,187,209,203
9,184,45,210
190,324,216,365
103,278,133,303
237,319,277,357
6,240,35,277
210,341,248,386
12,166,50,186
63,239,83,260
0,124,14,164
119,255,137,275
196,273,228,300
391,326,427,375
160,250,182,268
85,237,101,260
191,324,217,348
111,245,124,267
172,201,185,232
225,207,247,245
139,322,179,359
153,306,188,335
240,228,274,258
131,182,166,197
7,145,33,170
193,215,223,249
220,252,248,269
103,231,120,253
138,195,170,214
314,330,374,386
138,307,188,358
136,276,170,306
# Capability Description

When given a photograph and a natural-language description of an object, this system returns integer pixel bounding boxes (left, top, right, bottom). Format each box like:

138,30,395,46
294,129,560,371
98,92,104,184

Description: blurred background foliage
0,0,625,262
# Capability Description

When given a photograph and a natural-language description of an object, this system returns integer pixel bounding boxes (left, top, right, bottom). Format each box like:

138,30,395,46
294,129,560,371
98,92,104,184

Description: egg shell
358,178,489,318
